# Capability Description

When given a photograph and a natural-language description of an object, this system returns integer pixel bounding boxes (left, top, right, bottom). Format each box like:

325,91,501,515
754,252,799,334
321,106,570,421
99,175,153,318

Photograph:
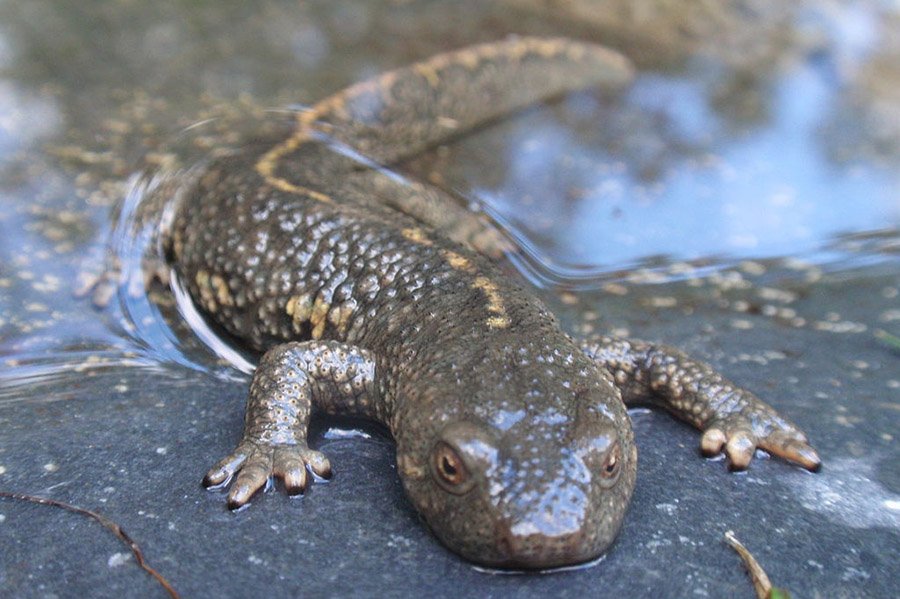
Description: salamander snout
402,412,636,569
493,493,593,569
488,433,627,569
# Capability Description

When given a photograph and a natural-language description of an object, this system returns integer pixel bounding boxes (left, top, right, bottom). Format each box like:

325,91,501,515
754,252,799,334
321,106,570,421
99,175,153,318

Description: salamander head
395,374,637,569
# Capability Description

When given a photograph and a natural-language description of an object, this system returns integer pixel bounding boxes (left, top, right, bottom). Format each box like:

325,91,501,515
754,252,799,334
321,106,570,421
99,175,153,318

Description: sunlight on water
0,0,897,406
469,59,899,288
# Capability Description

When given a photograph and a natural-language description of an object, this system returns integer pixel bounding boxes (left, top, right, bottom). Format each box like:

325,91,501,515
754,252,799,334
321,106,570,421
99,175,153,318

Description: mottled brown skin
166,38,820,568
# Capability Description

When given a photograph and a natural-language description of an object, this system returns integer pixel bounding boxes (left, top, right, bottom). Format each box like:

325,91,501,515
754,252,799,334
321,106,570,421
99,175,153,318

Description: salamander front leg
581,335,821,471
203,340,379,508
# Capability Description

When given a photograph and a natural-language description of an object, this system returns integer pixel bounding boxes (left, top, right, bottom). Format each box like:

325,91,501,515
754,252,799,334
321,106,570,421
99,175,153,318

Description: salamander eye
601,443,622,481
431,442,473,494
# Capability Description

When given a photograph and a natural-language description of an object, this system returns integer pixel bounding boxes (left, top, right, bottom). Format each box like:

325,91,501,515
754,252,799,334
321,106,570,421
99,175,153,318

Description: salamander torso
167,38,820,568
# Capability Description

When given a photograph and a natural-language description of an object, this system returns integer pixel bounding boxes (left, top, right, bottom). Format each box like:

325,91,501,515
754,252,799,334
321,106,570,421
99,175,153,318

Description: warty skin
155,37,821,568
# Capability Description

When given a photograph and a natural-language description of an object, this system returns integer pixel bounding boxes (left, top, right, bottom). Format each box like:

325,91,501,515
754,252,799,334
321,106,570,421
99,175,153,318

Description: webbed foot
700,414,821,472
581,335,822,472
203,441,332,509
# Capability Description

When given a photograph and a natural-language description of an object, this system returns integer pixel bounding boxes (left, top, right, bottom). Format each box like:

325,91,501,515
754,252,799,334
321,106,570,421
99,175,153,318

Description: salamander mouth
472,533,610,571
476,513,611,570
472,552,609,574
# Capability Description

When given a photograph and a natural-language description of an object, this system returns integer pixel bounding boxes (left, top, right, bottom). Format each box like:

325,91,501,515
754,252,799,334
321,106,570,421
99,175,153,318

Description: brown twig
0,491,179,599
724,530,771,599
724,530,792,599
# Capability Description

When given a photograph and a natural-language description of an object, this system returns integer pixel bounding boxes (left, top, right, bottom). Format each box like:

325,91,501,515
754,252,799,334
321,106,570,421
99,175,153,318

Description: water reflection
424,4,900,286
0,0,896,374
0,81,61,155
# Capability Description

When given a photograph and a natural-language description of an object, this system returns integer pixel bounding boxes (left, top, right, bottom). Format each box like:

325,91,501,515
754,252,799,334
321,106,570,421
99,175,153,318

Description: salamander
165,37,820,569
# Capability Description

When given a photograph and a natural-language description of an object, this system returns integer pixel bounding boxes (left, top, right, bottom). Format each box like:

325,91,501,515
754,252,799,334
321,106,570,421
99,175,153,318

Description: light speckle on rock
841,567,871,582
732,300,750,312
645,535,673,553
559,291,578,305
794,456,900,530
814,320,867,334
758,286,797,303
601,282,628,296
655,503,678,516
648,296,677,308
739,261,766,276
387,533,413,549
108,552,131,568
879,309,900,322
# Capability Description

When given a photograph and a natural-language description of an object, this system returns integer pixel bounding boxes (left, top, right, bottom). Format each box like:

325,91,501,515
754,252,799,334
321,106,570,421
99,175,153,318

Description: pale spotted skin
168,38,820,568
580,337,821,471
206,341,376,505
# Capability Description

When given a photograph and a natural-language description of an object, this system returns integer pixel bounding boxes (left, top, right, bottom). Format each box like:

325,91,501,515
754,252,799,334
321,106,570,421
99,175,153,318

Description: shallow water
0,1,897,597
